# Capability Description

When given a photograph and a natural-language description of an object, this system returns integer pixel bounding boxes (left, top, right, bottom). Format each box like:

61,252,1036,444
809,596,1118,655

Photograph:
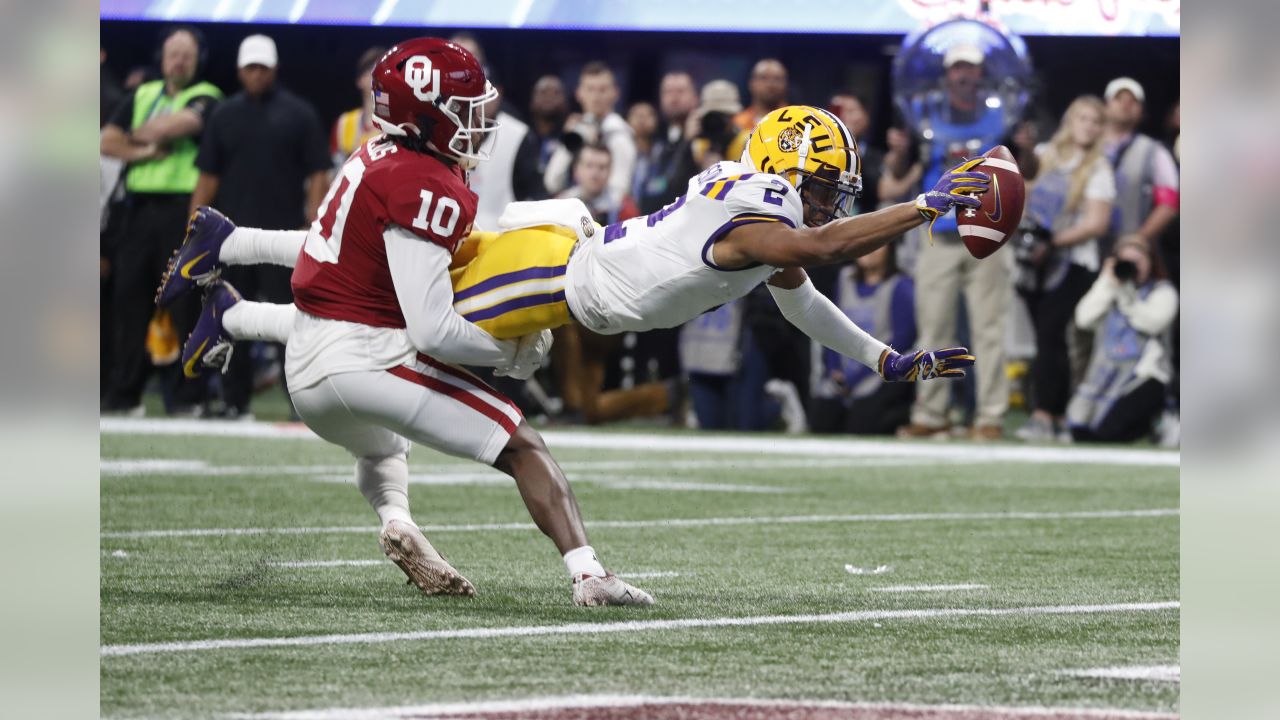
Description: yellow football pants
449,226,577,340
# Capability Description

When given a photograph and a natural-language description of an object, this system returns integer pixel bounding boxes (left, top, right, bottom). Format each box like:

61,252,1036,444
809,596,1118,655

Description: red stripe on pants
415,353,523,417
386,365,519,435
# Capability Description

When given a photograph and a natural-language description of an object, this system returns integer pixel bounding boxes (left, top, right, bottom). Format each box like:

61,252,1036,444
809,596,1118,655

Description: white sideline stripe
981,157,1021,174
99,418,1180,467
101,601,1177,657
269,560,386,568
100,456,975,478
100,507,1178,539
871,583,989,593
229,694,1178,720
958,224,1007,242
617,571,680,579
1067,665,1180,682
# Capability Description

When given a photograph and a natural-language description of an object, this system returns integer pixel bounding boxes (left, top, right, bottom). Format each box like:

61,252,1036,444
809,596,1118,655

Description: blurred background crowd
99,19,1179,446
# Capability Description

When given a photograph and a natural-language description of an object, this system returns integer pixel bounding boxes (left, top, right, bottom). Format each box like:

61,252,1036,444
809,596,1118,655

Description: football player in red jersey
168,39,652,607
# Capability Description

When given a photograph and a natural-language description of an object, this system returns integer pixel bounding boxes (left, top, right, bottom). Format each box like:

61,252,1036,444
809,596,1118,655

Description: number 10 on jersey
305,157,461,264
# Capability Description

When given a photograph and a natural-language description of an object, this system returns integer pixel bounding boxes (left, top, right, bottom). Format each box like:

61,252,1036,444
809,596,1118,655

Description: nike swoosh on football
984,174,1003,224
181,252,211,279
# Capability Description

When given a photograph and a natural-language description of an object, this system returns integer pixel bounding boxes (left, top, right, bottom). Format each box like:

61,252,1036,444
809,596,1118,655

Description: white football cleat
572,573,655,607
379,520,476,597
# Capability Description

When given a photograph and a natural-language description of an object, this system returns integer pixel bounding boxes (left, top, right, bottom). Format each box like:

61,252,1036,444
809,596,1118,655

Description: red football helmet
370,38,499,169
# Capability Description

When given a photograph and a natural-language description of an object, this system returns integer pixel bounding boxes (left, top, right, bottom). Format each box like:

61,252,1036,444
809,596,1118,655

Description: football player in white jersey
164,104,987,389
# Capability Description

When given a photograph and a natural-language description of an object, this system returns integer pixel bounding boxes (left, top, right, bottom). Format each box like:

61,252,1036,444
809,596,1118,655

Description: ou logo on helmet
405,55,442,102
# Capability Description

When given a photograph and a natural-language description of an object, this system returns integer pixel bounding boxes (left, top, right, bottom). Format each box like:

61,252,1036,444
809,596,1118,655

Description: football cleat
379,520,476,597
181,280,241,379
572,573,655,607
156,206,236,306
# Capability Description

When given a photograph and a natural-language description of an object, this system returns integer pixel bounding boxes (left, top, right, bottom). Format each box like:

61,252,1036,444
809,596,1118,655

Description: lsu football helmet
370,38,499,169
742,105,863,226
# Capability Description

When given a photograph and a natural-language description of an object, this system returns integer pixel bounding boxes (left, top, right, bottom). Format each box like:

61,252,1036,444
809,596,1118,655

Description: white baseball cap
943,43,985,68
238,35,278,69
1104,77,1145,103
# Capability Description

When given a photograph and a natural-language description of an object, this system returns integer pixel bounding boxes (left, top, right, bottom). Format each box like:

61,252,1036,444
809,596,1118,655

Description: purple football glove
915,157,990,221
878,347,975,382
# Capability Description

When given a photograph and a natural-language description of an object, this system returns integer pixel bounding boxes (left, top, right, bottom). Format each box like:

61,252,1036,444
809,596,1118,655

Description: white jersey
564,160,804,334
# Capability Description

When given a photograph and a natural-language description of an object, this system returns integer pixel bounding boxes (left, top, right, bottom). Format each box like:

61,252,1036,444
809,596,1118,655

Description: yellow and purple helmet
742,105,863,225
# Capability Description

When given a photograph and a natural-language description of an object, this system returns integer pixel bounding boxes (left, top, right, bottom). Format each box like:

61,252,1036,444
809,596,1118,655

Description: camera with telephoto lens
1012,223,1053,267
1113,259,1138,282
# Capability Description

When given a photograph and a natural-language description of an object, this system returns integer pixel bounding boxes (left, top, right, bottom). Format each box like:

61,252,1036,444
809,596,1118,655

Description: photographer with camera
1013,96,1116,443
542,62,637,199
686,80,750,171
1066,238,1177,443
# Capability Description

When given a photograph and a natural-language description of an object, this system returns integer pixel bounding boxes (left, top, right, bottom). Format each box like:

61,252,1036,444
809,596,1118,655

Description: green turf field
100,418,1179,719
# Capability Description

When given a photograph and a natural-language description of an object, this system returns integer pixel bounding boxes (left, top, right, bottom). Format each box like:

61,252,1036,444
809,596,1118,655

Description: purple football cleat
156,206,236,307
181,280,241,379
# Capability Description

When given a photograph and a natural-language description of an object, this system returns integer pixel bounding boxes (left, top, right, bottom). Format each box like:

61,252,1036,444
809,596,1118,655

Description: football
958,145,1026,259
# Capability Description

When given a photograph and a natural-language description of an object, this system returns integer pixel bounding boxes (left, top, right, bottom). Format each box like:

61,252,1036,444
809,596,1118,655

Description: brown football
958,145,1026,259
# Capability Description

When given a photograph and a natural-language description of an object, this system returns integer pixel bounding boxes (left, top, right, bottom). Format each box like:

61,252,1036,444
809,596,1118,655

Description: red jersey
293,138,477,327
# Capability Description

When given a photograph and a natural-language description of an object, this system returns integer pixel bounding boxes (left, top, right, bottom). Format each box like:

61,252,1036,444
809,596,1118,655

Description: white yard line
100,417,1179,467
268,560,386,569
101,507,1178,539
1065,665,1180,682
228,694,1179,720
101,601,1177,657
616,571,681,579
102,456,948,478
871,584,989,593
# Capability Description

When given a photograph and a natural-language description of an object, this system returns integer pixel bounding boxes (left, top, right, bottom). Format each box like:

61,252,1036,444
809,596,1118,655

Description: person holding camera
1013,96,1116,442
542,62,636,199
686,80,750,171
1066,238,1177,442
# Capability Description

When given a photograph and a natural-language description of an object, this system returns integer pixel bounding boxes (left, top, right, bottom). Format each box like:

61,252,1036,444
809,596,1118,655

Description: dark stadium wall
100,21,1179,145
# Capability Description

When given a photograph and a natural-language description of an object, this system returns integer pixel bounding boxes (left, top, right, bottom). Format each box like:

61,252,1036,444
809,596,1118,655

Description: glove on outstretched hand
915,157,989,220
878,347,975,382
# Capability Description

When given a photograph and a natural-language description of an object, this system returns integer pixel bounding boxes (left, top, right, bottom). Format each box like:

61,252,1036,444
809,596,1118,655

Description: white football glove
495,329,554,380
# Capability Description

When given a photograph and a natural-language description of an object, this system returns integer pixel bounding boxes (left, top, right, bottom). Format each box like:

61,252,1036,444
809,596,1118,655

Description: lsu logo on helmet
742,105,863,225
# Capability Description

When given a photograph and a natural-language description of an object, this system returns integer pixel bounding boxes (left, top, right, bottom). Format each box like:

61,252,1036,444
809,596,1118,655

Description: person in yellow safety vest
100,25,222,415
329,46,386,169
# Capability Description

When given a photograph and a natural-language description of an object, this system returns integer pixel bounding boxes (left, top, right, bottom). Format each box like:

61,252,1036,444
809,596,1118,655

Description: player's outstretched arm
384,225,520,369
766,267,974,383
725,160,989,269
766,267,889,370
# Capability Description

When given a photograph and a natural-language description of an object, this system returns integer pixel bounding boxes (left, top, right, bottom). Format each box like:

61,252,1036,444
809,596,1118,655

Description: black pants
810,381,915,435
219,264,295,414
1072,378,1166,443
104,194,201,410
1019,263,1096,416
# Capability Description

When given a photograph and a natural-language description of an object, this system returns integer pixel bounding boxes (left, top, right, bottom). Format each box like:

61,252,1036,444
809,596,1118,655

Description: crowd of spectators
100,29,1179,445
